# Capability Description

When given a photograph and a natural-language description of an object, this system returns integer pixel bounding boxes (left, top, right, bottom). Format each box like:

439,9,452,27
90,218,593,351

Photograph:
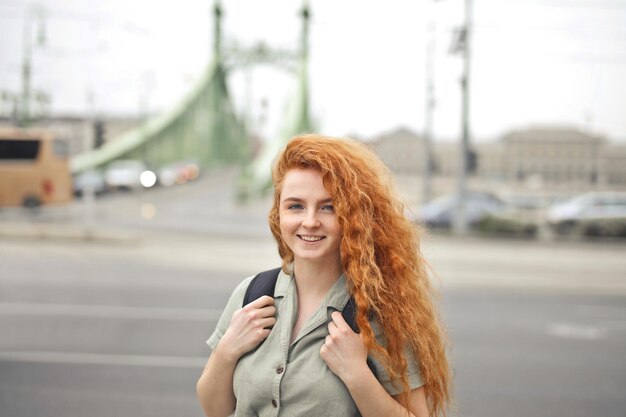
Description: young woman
197,134,451,417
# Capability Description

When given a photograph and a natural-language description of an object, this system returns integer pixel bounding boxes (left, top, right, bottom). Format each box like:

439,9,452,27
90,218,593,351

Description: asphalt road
1,175,625,417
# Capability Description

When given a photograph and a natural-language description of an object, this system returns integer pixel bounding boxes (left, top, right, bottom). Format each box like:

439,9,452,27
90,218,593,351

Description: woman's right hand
216,295,277,362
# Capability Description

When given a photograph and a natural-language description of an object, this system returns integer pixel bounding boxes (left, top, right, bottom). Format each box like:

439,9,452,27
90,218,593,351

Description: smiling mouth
298,235,325,242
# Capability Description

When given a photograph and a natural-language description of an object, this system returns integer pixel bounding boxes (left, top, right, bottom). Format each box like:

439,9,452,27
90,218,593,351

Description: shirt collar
274,267,292,298
324,273,352,311
274,265,351,311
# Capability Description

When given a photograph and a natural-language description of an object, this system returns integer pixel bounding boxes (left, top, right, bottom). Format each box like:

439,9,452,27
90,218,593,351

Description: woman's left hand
320,311,369,381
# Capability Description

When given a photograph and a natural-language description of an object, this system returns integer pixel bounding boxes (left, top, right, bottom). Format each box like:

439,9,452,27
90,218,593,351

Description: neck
293,258,342,297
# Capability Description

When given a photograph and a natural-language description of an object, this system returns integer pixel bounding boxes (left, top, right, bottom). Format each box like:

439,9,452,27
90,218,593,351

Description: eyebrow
282,197,333,204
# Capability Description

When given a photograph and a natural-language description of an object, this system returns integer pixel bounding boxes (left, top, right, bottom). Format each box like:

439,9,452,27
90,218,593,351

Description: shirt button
276,365,284,374
272,399,278,408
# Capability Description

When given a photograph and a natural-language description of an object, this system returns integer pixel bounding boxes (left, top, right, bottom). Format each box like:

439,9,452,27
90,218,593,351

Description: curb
0,222,141,244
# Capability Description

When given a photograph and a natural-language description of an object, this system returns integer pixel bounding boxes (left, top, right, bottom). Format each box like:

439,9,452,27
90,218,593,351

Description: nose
302,210,320,228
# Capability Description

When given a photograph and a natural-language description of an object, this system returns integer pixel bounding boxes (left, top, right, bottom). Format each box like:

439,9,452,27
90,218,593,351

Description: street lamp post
19,5,47,127
422,0,440,206
453,0,473,235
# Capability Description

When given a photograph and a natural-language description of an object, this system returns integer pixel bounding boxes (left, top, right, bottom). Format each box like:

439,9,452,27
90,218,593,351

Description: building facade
0,115,142,157
500,128,605,187
367,126,626,194
367,127,427,174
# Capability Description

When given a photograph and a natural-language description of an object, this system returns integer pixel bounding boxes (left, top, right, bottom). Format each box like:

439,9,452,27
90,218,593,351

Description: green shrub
474,215,538,238
578,218,626,239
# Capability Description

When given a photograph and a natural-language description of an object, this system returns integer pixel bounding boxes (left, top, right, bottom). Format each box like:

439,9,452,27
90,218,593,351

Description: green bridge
70,2,313,200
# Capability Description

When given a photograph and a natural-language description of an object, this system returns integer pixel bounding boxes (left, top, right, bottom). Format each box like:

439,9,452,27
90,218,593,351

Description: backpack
242,267,359,332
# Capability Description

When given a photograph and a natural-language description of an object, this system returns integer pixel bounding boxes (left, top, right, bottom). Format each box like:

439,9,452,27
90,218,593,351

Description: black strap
243,267,359,333
341,296,359,333
242,267,282,308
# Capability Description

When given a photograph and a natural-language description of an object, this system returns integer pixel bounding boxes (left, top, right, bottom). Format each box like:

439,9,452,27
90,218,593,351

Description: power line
472,23,626,35
0,6,150,34
470,52,626,65
476,0,626,11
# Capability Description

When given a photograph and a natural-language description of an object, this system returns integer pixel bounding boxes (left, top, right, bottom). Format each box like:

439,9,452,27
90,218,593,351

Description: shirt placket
271,361,286,414
271,282,295,416
269,273,350,416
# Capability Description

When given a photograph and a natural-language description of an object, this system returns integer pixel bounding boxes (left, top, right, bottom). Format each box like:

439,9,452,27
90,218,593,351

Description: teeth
300,235,323,242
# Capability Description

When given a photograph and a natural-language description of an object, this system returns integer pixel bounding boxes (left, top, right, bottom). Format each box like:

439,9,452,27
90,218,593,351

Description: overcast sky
1,0,625,142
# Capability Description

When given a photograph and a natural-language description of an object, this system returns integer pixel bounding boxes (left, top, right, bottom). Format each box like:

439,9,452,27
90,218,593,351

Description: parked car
417,191,507,228
73,169,107,196
157,160,201,187
104,159,151,191
546,192,626,234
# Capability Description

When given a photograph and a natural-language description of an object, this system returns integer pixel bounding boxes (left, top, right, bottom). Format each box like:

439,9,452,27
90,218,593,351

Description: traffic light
94,120,105,149
466,149,477,174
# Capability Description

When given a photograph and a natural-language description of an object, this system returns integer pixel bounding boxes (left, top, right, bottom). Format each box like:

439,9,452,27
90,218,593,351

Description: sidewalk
2,173,625,295
3,215,624,296
0,220,140,243
0,171,271,241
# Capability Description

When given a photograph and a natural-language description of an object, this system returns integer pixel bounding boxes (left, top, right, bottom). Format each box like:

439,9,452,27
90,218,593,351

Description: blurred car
157,160,200,187
105,159,153,191
546,192,626,234
417,191,507,228
507,194,557,210
73,169,106,196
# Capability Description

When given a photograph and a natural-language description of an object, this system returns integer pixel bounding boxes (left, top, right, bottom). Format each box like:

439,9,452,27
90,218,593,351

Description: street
1,175,625,417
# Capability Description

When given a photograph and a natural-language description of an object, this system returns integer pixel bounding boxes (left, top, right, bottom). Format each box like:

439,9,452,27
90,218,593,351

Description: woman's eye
287,203,304,210
321,205,334,212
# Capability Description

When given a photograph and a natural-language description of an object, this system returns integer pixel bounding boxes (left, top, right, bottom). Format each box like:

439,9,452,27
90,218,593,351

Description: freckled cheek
279,214,299,236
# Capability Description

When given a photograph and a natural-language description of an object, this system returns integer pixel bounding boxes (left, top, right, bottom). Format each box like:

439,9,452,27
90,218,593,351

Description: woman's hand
217,295,276,362
320,311,369,382
320,312,429,417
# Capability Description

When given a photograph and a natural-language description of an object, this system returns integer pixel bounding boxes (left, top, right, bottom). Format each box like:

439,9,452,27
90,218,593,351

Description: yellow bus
0,128,73,207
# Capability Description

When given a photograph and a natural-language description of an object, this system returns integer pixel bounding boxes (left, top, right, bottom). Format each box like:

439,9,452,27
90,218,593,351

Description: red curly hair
268,134,451,415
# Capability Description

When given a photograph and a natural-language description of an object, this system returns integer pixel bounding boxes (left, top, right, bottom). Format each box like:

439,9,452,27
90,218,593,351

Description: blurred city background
1,1,625,416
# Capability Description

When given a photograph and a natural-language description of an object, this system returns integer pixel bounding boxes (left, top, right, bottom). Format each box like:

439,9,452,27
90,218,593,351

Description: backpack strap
243,267,360,333
242,267,282,307
341,296,359,333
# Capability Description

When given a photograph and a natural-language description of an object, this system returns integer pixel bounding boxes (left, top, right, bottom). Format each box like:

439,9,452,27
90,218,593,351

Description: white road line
546,323,608,340
0,302,223,321
0,351,207,368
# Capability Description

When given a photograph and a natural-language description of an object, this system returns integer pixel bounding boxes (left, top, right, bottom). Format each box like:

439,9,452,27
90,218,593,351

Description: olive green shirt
207,269,423,417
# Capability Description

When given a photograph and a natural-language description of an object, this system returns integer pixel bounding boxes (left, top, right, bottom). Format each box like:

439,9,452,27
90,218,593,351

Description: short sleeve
368,319,424,396
206,275,255,350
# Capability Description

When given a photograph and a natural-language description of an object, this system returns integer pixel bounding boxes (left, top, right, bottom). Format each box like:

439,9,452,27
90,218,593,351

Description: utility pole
20,5,46,127
422,2,438,205
296,1,312,133
452,0,473,234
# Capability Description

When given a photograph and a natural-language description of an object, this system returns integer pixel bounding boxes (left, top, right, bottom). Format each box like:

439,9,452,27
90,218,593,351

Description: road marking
0,351,207,368
0,302,223,321
546,323,608,340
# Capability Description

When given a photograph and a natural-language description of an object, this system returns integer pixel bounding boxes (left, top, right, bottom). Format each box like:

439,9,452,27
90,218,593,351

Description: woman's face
279,168,341,266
